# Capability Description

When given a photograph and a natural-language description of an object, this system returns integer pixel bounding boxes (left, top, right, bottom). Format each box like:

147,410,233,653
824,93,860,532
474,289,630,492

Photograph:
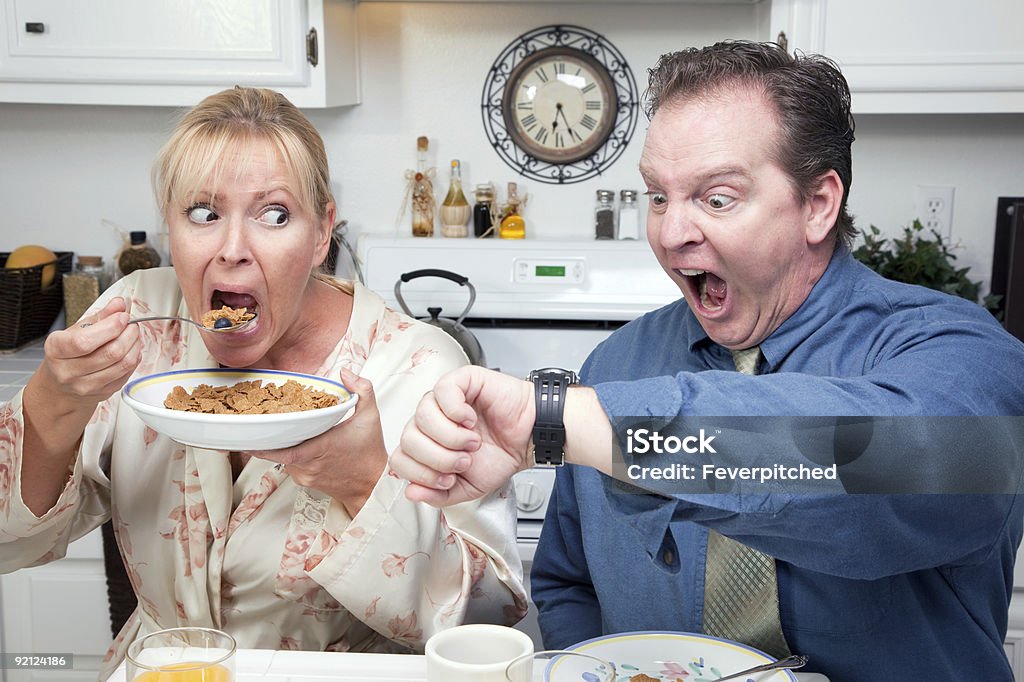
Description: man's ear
805,170,843,246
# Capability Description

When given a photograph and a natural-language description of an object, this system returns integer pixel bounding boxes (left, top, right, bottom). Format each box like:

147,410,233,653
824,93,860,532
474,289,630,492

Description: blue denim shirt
531,248,1024,680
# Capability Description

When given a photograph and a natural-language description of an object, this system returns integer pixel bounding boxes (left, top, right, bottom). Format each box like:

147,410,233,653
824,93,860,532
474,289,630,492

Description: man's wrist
528,368,578,467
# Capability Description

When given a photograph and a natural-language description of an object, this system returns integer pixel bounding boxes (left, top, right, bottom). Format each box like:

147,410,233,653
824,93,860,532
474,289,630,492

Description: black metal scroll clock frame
481,25,639,185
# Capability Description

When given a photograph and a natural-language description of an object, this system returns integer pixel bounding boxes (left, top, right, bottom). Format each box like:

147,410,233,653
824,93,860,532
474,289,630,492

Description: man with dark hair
392,41,1024,680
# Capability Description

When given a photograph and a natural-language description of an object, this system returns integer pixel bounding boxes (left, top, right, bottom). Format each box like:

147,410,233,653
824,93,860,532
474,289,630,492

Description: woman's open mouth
210,290,261,325
677,268,727,312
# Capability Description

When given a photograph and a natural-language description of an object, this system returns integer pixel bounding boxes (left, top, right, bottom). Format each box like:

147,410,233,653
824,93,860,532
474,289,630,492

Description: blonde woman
0,87,526,675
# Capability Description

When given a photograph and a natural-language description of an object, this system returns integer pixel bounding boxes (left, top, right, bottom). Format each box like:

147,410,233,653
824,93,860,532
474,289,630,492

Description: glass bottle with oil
499,182,526,239
439,159,471,238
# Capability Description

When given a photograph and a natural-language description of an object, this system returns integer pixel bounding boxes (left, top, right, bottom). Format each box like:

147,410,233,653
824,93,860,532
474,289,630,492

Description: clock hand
553,103,564,132
556,104,583,142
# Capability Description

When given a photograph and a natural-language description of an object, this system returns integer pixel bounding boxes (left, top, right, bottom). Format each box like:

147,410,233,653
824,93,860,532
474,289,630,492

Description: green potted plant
852,219,1002,316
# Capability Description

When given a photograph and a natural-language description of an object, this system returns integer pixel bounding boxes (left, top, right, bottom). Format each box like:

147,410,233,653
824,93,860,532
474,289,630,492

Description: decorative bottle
411,136,435,237
617,189,642,240
595,189,616,239
63,256,109,326
439,159,471,238
473,183,496,238
499,182,526,240
117,231,161,277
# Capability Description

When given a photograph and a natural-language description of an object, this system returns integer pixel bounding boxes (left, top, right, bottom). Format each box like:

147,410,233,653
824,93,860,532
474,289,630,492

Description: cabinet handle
306,28,318,67
25,22,45,34
776,30,789,53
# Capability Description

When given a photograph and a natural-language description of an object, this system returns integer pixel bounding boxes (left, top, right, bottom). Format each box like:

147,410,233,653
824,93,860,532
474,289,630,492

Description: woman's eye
257,205,290,226
186,205,218,224
707,193,734,209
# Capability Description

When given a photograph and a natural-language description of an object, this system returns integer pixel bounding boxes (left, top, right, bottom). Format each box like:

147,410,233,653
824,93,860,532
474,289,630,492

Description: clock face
481,25,638,184
502,47,617,165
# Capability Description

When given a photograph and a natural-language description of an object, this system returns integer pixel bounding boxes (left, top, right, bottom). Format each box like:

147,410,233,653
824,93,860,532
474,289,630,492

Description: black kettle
394,269,487,367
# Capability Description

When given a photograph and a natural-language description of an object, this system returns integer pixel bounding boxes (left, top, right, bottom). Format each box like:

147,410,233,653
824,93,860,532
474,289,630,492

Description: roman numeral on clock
534,127,549,144
534,66,549,83
520,113,538,131
585,101,602,110
580,114,598,130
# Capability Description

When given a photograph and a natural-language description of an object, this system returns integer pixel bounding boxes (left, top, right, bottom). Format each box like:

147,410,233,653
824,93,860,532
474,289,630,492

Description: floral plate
564,631,797,682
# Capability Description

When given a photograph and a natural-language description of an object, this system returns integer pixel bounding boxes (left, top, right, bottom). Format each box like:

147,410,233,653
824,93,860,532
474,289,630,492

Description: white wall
0,2,1021,292
850,114,1024,289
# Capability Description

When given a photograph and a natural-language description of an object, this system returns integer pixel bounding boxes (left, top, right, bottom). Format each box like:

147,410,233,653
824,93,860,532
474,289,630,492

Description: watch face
502,47,617,165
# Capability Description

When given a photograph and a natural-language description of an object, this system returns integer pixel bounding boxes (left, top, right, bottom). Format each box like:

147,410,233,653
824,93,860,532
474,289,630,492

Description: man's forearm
563,386,613,475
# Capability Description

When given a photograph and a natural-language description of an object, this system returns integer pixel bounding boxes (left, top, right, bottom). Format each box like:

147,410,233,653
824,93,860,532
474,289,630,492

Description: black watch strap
529,368,579,467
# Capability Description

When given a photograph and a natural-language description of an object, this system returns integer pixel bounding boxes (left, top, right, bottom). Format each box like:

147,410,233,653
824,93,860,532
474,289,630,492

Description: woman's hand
390,366,535,507
247,368,387,518
20,297,142,515
34,297,142,407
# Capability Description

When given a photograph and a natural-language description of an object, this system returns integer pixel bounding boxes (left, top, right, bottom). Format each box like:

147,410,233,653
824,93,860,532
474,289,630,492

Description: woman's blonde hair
152,86,334,221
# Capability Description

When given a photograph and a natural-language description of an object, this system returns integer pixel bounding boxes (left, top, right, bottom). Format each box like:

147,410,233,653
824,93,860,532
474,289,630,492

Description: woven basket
0,251,74,350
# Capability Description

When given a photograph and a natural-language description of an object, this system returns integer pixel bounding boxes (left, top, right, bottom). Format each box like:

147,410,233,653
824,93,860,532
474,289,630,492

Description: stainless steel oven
356,234,678,646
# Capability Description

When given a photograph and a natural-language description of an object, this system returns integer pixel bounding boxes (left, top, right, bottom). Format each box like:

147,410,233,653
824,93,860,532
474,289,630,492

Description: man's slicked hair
645,41,857,246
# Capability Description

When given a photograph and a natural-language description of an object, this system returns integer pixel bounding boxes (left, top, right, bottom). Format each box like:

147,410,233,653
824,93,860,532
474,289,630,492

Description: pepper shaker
595,190,616,240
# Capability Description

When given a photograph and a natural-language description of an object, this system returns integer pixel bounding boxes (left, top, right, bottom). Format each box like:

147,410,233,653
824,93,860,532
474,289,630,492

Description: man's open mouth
678,268,727,311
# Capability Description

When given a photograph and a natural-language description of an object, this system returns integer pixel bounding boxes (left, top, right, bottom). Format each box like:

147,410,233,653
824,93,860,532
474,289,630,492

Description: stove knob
514,481,545,513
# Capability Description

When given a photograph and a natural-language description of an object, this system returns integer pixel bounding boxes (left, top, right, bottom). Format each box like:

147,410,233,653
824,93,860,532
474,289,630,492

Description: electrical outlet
914,185,955,238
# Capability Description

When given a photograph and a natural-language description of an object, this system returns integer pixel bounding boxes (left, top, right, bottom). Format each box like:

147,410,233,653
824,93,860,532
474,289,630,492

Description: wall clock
481,25,639,185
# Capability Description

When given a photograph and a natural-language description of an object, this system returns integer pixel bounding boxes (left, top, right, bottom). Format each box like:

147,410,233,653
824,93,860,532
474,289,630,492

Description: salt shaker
595,189,616,240
617,189,642,240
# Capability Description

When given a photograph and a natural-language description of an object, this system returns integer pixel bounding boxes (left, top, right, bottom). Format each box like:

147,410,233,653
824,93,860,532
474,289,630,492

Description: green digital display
536,265,566,277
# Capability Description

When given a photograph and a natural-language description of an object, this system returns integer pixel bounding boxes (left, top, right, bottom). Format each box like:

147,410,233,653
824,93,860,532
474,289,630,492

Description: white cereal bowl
122,368,357,451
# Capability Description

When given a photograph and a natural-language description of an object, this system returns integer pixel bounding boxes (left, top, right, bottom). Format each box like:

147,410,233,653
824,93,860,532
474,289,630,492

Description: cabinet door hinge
776,30,789,53
306,28,318,67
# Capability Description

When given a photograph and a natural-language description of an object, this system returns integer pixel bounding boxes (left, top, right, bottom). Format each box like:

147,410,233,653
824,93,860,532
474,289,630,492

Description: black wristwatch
528,368,579,467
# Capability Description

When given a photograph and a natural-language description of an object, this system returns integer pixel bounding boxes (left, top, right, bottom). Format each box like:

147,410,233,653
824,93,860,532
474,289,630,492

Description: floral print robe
0,268,527,678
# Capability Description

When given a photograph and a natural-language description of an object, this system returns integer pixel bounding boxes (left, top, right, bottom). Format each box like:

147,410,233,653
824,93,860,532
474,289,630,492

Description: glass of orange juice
126,627,235,682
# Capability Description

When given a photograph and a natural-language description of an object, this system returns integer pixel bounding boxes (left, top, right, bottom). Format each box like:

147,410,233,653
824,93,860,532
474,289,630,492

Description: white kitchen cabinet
0,0,359,108
362,0,763,3
0,527,111,682
770,0,1024,113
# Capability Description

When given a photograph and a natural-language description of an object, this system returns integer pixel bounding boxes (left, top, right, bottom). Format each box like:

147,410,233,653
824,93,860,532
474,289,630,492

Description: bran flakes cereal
164,379,339,414
201,305,255,329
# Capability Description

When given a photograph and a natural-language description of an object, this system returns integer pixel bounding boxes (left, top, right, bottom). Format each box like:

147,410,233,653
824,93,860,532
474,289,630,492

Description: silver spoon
81,313,257,334
709,654,809,681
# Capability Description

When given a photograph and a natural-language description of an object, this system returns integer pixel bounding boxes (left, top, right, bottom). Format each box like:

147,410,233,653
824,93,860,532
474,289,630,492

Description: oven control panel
513,258,585,284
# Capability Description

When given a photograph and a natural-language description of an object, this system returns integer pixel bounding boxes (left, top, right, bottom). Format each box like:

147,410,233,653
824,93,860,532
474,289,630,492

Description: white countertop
108,649,828,682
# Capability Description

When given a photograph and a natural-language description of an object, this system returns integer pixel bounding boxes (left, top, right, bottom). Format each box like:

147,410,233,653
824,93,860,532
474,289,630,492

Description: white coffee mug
425,624,534,682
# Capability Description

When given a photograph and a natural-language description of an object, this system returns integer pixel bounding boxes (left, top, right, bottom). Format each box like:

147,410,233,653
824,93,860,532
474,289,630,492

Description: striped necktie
702,346,791,658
